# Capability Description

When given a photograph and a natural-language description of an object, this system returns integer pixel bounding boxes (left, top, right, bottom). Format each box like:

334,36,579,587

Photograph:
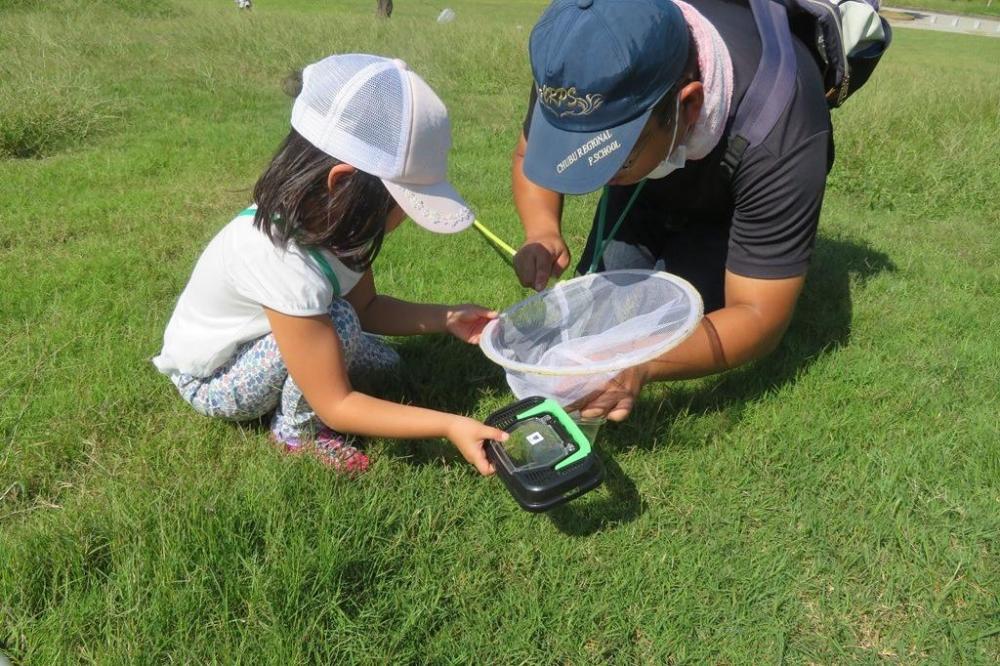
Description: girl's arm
345,270,496,343
264,307,505,474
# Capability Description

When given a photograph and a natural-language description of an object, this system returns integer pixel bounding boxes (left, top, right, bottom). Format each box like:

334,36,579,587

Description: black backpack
720,0,892,180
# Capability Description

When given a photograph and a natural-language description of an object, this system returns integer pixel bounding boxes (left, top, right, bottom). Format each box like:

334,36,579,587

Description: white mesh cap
291,54,474,233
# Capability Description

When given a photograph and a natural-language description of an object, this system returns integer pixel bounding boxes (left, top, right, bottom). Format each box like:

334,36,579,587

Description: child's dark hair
252,128,396,273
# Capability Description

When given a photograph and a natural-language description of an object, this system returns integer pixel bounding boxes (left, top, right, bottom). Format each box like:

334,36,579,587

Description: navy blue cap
524,0,690,194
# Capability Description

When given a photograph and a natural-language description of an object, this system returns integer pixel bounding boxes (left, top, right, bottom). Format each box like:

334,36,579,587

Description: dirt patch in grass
881,9,918,20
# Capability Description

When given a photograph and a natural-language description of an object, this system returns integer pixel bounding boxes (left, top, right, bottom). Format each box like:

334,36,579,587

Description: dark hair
252,128,396,273
653,28,701,129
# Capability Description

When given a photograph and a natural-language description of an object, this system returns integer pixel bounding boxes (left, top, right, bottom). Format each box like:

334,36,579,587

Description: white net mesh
479,270,703,405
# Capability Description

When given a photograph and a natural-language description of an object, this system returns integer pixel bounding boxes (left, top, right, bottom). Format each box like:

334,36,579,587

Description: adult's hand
511,131,568,291
568,364,649,422
514,233,571,291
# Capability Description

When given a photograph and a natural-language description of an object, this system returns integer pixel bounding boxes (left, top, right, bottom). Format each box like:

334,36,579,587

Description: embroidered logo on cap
538,85,604,118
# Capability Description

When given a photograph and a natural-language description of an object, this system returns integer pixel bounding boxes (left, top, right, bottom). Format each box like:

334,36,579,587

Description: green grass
1,0,999,663
887,0,1000,18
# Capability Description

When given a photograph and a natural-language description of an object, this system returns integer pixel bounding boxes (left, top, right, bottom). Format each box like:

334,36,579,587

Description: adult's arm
652,271,804,379
572,271,803,420
511,132,571,290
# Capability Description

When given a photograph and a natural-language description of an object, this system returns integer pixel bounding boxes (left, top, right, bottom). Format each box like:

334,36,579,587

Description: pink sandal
273,428,370,475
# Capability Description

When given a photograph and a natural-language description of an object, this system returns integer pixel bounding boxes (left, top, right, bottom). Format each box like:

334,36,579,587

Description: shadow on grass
362,335,510,467
393,336,508,412
546,452,644,535
596,234,896,456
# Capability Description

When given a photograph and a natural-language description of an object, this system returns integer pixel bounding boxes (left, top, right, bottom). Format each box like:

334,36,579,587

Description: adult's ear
326,163,357,193
679,81,704,131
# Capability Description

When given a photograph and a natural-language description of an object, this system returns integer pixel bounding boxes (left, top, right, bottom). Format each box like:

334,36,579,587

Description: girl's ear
326,163,358,193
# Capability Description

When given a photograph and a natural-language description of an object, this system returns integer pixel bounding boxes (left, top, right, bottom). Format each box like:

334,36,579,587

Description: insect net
479,270,703,406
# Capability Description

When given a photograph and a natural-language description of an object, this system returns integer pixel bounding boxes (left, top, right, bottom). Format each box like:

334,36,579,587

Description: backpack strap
305,248,342,297
720,0,798,183
237,206,341,296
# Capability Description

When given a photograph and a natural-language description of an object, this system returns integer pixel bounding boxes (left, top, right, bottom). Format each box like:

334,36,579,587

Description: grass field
889,0,1000,18
1,0,999,663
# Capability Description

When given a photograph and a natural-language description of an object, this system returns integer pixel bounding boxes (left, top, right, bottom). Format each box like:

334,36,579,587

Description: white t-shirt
153,207,363,378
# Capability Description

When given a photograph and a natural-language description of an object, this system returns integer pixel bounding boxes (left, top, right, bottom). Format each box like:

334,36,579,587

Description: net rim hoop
478,269,704,377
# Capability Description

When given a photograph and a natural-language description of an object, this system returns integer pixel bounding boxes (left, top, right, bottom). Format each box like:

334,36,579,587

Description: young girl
153,54,507,475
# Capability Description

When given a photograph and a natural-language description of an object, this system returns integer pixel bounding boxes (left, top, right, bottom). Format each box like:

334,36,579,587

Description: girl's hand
445,416,507,476
445,304,498,344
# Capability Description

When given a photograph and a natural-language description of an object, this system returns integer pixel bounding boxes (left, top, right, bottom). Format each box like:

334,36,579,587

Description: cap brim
382,178,475,234
523,100,652,195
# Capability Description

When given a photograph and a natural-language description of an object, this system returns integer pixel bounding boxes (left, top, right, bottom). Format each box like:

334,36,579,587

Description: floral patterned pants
170,298,400,443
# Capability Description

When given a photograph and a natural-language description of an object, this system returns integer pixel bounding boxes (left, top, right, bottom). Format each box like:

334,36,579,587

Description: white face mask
646,96,686,180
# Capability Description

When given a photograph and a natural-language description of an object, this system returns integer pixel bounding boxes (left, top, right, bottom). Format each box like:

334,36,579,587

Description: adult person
512,0,833,421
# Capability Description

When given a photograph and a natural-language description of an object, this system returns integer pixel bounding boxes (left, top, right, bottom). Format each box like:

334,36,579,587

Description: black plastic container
484,396,605,512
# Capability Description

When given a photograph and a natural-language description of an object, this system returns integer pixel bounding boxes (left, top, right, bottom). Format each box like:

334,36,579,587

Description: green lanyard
238,207,341,296
586,179,648,274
